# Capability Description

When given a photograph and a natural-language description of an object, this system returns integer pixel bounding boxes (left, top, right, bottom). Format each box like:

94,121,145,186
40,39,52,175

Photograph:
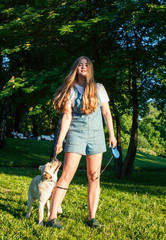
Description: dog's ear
39,165,44,172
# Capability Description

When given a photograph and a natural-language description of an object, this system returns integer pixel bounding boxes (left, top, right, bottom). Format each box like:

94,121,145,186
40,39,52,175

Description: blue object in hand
110,145,120,159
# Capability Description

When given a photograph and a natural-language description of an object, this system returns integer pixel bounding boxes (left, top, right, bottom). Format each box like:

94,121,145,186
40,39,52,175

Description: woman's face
77,58,88,78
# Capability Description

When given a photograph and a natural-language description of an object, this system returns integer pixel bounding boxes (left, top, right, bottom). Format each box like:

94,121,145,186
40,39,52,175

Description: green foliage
139,103,166,156
25,101,59,136
0,0,166,175
117,103,166,156
119,113,132,148
137,135,157,156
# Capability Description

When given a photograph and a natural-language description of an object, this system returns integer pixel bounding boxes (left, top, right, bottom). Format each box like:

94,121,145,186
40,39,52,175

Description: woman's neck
77,77,86,87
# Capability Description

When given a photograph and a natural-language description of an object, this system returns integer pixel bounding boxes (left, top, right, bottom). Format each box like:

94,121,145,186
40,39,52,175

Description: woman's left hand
55,142,63,155
109,135,117,148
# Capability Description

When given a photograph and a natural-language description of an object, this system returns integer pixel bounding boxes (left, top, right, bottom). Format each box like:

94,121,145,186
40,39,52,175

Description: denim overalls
64,86,106,155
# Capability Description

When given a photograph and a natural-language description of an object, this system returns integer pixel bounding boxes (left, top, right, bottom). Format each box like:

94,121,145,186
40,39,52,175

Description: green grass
0,138,52,168
0,138,166,170
0,167,166,240
0,138,166,239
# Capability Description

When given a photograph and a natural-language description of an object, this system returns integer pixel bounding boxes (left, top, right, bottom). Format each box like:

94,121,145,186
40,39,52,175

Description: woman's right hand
109,135,117,149
55,142,63,155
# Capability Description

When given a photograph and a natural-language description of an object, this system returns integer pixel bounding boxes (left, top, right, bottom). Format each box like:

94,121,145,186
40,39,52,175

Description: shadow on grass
1,167,165,198
73,169,166,196
0,196,28,219
134,152,166,168
1,138,165,169
100,171,166,196
0,138,53,168
0,168,165,221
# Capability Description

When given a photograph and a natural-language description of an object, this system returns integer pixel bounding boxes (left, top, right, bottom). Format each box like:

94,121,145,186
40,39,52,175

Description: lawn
0,168,166,240
0,138,166,170
0,138,166,239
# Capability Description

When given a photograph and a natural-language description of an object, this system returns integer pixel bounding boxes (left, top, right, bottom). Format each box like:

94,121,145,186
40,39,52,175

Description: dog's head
39,158,61,182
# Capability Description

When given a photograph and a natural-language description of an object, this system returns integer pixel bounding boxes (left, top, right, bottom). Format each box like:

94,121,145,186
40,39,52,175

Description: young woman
46,56,117,229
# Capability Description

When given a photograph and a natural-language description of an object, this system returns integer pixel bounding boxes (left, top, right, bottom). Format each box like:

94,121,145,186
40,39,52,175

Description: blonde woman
46,56,117,229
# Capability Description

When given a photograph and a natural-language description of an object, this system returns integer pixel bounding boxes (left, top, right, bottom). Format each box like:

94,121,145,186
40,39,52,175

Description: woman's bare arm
56,107,72,154
101,102,117,148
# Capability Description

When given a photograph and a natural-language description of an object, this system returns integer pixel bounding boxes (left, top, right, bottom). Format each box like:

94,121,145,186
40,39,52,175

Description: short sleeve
97,83,110,104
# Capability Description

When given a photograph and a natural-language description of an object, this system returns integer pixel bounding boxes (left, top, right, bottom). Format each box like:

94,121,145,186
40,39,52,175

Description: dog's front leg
26,192,35,218
58,205,63,214
45,200,50,218
38,200,45,226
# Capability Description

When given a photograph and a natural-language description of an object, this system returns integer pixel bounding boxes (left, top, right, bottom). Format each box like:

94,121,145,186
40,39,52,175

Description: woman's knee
87,171,100,183
61,171,74,184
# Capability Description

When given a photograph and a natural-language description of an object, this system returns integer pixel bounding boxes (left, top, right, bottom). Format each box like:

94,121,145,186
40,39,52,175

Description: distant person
46,56,117,229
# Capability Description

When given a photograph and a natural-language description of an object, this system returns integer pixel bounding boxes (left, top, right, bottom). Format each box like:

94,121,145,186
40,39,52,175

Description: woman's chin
78,73,87,78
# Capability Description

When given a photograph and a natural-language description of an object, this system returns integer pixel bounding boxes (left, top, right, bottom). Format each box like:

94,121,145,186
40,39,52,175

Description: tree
0,55,10,147
139,103,165,156
0,0,165,178
111,0,166,177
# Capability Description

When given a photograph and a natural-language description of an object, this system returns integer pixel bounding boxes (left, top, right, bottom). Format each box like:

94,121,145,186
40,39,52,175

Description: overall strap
72,86,83,114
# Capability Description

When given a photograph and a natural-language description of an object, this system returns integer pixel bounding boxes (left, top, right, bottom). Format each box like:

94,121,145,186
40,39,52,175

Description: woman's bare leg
86,153,102,220
49,152,82,220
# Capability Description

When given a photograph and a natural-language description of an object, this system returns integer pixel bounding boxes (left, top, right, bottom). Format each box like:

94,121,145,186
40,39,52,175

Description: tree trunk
109,95,123,178
14,106,24,131
32,117,38,137
0,100,8,148
114,116,123,178
122,77,138,178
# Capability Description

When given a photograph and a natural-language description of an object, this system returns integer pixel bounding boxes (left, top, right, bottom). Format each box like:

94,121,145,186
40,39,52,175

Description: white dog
26,158,62,225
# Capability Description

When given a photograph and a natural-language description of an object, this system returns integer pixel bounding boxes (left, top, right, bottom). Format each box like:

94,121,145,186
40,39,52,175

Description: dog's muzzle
53,161,61,174
52,157,61,173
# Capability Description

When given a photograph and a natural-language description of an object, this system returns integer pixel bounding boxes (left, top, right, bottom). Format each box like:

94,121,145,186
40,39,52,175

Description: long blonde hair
53,56,99,114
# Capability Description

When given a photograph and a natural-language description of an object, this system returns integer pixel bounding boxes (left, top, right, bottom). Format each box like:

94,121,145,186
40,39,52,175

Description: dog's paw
25,212,31,218
39,220,44,226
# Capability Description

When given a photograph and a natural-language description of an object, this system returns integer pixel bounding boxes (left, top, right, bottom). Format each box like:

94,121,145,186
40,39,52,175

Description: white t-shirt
68,83,109,108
